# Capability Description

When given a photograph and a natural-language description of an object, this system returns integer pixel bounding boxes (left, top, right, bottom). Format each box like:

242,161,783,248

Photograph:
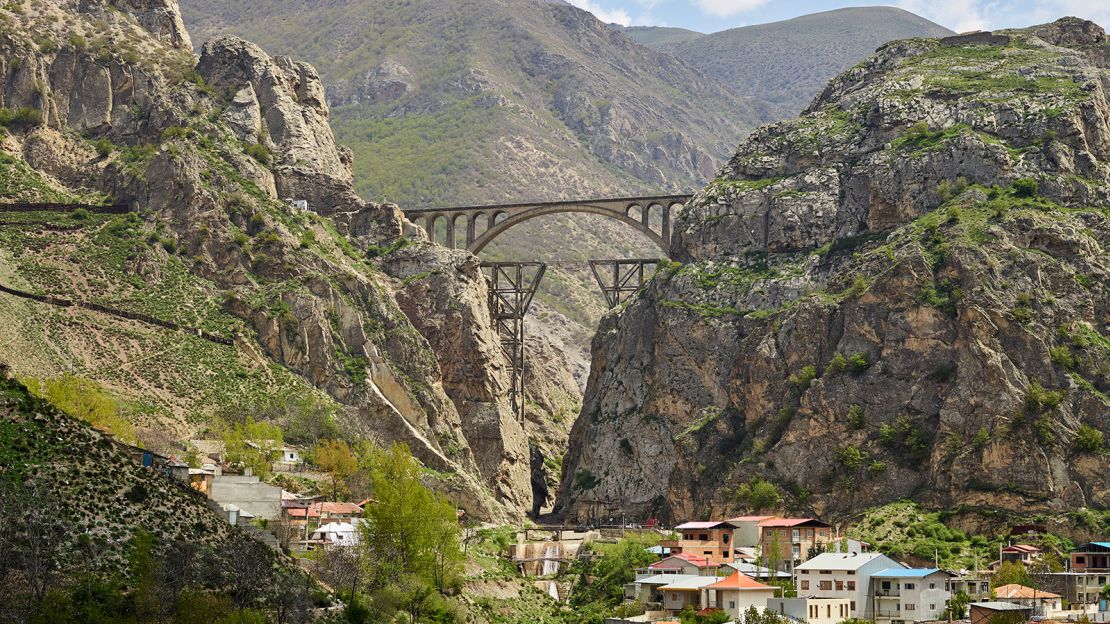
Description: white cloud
692,0,768,17
897,0,1110,33
567,0,634,25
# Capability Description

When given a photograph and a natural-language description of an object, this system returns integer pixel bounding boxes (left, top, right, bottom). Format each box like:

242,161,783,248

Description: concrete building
1001,544,1042,566
1072,542,1110,573
626,573,703,604
210,474,282,520
760,518,833,572
947,575,992,602
768,597,852,624
668,520,743,563
644,553,722,577
658,575,718,612
992,583,1063,617
700,571,777,620
1035,571,1109,607
729,515,778,548
795,552,902,618
870,568,953,624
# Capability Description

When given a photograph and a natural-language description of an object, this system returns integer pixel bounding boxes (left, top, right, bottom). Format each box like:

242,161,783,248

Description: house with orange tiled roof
993,584,1062,616
700,571,778,620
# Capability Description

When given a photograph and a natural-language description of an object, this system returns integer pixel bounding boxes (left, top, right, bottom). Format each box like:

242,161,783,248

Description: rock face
558,19,1110,524
0,0,554,521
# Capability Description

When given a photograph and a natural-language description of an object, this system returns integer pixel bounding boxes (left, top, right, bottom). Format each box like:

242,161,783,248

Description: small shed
970,601,1033,624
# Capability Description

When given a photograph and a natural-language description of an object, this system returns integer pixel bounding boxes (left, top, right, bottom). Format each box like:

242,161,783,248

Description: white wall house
768,597,852,624
870,568,954,624
699,571,778,620
794,552,903,618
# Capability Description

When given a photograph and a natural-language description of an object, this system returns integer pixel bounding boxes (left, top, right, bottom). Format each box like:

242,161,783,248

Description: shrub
735,476,782,511
1076,425,1105,453
1024,381,1065,414
1049,345,1075,370
835,446,868,469
848,352,871,375
973,427,990,450
825,354,848,375
93,137,113,157
1011,178,1039,198
847,405,864,429
0,106,43,127
162,125,188,140
788,365,817,392
244,143,272,166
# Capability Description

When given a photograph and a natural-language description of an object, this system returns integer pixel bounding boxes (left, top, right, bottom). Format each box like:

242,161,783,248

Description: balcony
874,588,901,597
874,610,903,619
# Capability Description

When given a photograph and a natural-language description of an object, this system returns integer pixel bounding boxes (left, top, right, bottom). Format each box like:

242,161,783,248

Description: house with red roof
759,517,833,572
646,553,721,577
700,571,778,620
1000,544,1042,566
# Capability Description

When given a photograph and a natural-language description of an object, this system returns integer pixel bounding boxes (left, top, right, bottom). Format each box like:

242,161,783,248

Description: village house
1072,542,1110,573
794,552,902,618
946,575,992,602
665,520,744,563
760,518,834,572
969,602,1033,624
991,583,1063,617
699,571,778,620
626,554,722,604
1038,542,1110,607
1000,544,1042,566
273,446,304,472
728,515,778,548
657,575,719,612
869,568,954,624
768,597,852,624
308,521,361,548
722,560,792,581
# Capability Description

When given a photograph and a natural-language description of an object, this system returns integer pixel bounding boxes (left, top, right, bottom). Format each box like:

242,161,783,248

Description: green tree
360,443,464,594
735,476,782,511
222,418,283,478
22,375,136,443
992,560,1033,588
946,590,972,619
313,439,357,500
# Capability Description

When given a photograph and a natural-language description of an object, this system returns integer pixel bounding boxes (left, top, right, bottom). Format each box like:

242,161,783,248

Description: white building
310,521,360,547
700,571,778,620
768,597,852,624
870,568,953,624
794,552,903,618
992,584,1063,617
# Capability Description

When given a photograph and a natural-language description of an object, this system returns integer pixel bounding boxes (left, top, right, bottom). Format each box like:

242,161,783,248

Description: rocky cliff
558,18,1110,524
0,0,569,520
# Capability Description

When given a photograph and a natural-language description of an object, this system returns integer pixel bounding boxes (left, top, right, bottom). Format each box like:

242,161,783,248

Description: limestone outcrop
0,0,556,521
558,18,1110,524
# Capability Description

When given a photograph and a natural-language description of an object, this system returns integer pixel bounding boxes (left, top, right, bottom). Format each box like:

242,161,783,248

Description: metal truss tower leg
588,259,659,309
481,262,547,423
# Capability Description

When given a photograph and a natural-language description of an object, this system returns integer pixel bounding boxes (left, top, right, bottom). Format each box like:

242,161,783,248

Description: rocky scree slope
0,0,573,520
558,19,1110,525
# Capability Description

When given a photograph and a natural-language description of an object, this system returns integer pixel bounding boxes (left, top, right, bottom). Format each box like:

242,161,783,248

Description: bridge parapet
402,194,691,256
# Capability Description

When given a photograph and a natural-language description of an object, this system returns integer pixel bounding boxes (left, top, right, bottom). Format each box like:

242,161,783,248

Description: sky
565,0,1110,35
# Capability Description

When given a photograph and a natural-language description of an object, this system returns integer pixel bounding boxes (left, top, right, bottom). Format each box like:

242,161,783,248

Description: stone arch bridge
402,194,691,256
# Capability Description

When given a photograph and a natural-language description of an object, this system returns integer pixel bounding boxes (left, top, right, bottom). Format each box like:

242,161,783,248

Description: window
672,593,679,601
801,570,809,574
730,601,736,609
723,550,730,558
802,581,810,590
723,534,730,543
930,604,936,611
851,601,856,612
905,583,915,590
1077,556,1086,564
929,583,936,589
821,570,832,575
847,570,856,575
835,581,844,591
820,581,833,591
847,581,856,591
699,534,708,541
905,604,915,611
793,545,801,558
704,551,712,555
793,529,801,542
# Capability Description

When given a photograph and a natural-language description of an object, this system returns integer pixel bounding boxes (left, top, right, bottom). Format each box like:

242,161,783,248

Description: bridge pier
482,262,547,423
588,259,659,309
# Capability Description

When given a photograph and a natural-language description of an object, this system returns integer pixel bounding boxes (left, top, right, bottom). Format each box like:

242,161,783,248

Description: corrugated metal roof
658,576,721,591
675,520,734,530
972,602,1033,611
637,574,705,586
795,552,892,571
873,568,949,578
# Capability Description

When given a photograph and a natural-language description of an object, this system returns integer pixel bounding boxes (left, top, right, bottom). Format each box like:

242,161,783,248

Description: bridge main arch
468,203,670,255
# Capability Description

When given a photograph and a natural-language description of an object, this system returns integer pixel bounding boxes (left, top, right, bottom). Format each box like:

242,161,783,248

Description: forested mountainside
558,19,1110,528
628,7,953,118
0,0,577,521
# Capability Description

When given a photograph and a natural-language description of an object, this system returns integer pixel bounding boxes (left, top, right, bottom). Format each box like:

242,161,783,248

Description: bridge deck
402,193,693,213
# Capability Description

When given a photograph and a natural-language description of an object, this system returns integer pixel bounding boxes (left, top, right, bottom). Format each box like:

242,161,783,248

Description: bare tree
315,545,363,599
